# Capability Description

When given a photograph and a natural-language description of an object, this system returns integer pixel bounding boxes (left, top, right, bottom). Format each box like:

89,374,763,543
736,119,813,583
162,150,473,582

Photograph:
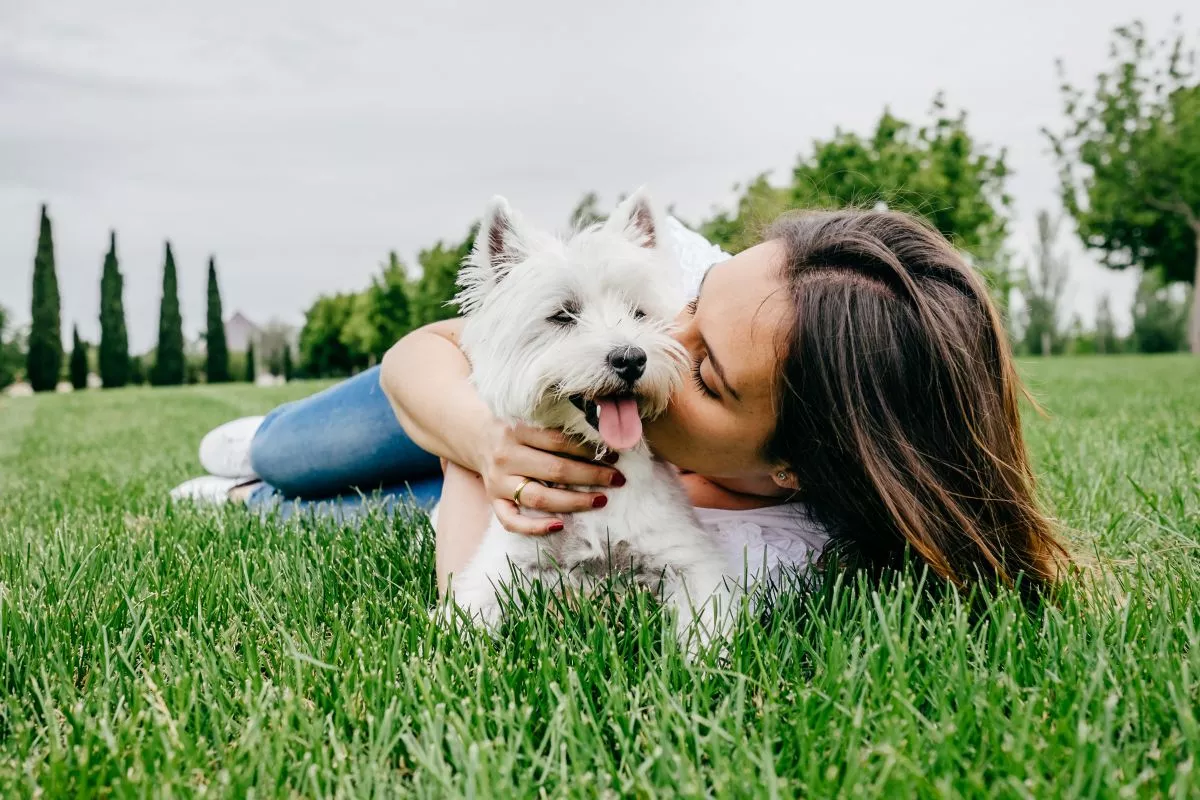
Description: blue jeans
246,366,445,520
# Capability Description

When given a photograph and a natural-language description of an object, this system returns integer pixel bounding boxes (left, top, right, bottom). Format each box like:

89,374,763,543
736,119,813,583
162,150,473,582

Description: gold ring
512,477,535,508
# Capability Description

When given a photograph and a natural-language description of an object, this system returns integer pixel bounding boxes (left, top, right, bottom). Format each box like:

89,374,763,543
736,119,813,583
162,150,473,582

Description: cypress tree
0,305,20,390
98,231,130,388
129,355,145,386
151,242,186,386
205,257,230,383
69,325,89,389
244,342,257,383
281,344,293,381
27,204,63,392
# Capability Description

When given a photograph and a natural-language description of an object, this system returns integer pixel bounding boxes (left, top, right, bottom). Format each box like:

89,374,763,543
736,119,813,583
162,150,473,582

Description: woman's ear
771,467,800,492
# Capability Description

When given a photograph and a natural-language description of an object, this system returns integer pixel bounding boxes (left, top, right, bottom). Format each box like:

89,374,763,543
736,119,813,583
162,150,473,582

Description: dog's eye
548,303,579,326
633,308,647,321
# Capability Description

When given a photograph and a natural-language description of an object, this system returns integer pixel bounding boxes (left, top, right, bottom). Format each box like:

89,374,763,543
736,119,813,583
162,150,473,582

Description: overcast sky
0,0,1190,351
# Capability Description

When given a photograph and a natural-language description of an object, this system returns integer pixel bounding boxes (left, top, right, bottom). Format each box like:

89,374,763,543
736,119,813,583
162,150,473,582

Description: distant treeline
3,20,1195,391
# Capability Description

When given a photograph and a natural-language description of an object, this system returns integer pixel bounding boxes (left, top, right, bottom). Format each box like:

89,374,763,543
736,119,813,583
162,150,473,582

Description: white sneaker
169,475,242,505
198,416,266,478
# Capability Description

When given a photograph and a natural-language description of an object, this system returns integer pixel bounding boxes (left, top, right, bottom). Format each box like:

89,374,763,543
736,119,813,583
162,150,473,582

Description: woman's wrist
461,414,496,476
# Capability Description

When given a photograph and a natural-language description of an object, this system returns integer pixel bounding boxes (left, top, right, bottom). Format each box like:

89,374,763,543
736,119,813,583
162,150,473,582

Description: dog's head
454,189,688,451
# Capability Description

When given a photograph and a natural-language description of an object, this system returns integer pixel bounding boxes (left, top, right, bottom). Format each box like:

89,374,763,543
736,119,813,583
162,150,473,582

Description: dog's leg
444,522,522,631
446,560,505,631
665,560,737,657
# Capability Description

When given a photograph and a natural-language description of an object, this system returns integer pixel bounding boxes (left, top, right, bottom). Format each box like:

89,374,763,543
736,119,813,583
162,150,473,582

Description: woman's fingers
510,476,606,514
511,422,612,463
493,500,563,536
520,449,623,488
480,422,624,535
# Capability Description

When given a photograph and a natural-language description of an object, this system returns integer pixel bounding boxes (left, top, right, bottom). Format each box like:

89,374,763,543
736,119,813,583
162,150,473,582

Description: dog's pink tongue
597,396,642,451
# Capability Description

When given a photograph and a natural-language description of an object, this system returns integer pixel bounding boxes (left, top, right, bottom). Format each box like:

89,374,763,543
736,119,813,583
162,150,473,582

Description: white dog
447,190,735,648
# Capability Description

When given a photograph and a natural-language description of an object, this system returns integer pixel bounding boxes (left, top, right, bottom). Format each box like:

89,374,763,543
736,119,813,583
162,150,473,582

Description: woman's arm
379,318,489,471
379,320,623,532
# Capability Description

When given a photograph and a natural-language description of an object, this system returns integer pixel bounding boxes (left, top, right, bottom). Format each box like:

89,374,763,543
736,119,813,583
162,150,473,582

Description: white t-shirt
696,503,827,588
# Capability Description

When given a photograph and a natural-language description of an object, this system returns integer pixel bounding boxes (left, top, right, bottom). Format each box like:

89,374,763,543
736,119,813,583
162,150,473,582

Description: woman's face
644,239,792,478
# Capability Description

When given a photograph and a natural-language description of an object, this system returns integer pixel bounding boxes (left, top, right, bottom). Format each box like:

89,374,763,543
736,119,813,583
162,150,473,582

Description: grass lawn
1,356,1198,797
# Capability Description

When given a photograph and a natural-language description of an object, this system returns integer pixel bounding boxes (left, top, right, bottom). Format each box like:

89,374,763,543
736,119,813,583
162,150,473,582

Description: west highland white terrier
447,190,736,649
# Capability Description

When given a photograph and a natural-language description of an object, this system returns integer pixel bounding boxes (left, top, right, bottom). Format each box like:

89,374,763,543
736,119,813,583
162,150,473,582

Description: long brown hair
765,209,1068,596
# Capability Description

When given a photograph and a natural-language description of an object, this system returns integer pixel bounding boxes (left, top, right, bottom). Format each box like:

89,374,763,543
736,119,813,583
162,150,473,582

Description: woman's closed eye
691,355,718,398
683,297,718,398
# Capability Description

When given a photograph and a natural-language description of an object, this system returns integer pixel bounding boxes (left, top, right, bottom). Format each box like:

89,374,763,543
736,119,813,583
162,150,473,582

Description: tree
368,252,413,358
129,355,146,386
204,257,231,383
1063,315,1093,355
700,174,794,256
341,252,414,363
410,227,477,328
27,204,62,392
1094,295,1122,354
69,326,89,389
984,248,1021,335
281,345,293,381
256,319,295,377
1047,21,1200,352
244,342,257,382
1019,211,1070,356
699,99,1012,307
569,192,605,228
98,231,130,388
1131,268,1190,353
340,291,380,366
298,229,471,379
151,242,186,386
184,351,204,385
298,293,361,378
0,306,26,390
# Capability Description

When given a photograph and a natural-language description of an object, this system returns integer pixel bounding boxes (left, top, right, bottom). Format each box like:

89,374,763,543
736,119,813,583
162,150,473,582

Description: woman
175,208,1068,596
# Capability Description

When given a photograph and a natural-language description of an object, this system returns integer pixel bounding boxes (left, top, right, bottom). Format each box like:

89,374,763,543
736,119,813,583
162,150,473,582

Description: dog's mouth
568,393,643,451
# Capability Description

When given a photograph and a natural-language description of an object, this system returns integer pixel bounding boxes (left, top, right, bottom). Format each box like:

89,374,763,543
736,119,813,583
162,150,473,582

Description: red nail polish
592,495,608,508
547,522,564,533
611,472,626,487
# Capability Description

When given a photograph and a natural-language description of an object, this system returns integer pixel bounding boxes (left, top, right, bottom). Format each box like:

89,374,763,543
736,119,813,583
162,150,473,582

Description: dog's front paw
666,577,738,660
472,598,504,633
443,577,505,633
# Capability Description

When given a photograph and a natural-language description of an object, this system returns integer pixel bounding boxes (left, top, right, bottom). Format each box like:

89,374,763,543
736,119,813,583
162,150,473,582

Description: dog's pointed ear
605,187,660,250
455,196,530,313
477,196,529,277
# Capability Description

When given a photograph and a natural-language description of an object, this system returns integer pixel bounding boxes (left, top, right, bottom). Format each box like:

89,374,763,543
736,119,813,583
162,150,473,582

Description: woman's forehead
701,242,790,398
701,240,785,294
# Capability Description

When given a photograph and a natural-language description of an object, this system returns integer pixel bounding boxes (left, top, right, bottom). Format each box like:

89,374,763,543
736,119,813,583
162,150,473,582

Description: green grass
1,356,1198,797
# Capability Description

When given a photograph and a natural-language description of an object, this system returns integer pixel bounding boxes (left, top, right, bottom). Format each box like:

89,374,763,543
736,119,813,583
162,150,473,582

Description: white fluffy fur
448,190,736,649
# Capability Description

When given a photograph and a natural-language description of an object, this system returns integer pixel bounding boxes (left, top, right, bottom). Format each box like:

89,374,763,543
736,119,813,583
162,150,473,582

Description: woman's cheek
646,398,691,459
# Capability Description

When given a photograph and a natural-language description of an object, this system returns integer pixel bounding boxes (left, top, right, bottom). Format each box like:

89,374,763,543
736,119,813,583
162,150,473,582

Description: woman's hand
474,419,625,536
380,320,622,537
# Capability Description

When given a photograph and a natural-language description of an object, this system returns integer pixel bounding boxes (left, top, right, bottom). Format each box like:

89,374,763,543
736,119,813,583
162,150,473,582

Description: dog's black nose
607,346,647,383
